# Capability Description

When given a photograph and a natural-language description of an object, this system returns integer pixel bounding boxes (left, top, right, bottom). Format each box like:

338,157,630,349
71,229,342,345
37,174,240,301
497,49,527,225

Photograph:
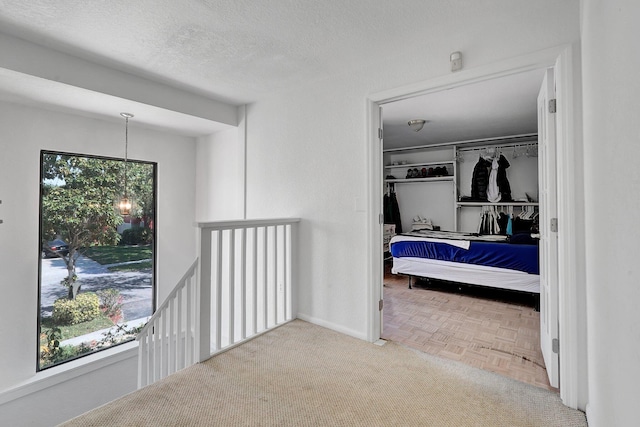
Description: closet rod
383,132,537,153
458,141,538,153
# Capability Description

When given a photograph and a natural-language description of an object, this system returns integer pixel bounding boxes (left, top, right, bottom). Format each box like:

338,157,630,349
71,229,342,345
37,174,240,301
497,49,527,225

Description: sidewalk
60,316,150,347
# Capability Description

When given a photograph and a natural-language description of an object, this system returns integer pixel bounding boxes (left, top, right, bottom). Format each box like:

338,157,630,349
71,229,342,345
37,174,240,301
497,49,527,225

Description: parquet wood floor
382,267,556,391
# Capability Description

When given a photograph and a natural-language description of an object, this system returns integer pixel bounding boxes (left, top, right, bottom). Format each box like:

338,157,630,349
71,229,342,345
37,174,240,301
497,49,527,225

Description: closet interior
383,135,539,238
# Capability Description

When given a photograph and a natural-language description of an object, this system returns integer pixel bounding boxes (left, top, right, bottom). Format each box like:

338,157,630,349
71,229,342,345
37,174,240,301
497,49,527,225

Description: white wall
582,1,640,425
195,126,245,221
0,348,138,427
243,3,580,339
0,102,198,425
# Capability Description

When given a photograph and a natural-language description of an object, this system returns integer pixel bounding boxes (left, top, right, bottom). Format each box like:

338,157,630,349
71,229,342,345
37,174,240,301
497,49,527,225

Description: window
38,151,156,369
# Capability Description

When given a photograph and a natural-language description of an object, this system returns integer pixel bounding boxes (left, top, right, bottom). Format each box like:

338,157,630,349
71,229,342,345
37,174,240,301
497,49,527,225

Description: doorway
379,68,552,389
367,45,584,408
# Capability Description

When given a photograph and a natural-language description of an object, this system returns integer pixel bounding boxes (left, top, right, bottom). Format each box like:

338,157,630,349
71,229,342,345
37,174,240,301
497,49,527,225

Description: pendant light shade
119,112,134,216
118,197,132,216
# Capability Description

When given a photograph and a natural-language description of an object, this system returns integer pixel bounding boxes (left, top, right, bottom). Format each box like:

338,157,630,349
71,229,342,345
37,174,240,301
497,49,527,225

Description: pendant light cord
119,112,134,215
123,115,130,198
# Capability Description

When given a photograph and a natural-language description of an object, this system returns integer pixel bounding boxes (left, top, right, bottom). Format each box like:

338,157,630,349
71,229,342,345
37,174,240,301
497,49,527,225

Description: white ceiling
0,1,550,138
0,0,478,105
382,68,545,150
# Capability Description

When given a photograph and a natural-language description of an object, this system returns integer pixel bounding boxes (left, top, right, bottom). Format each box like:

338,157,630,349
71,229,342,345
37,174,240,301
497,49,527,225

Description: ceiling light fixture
408,119,426,132
118,112,134,216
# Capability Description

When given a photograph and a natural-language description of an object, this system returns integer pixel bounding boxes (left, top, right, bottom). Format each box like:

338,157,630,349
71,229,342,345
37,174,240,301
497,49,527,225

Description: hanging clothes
497,154,513,202
497,212,510,233
513,206,537,233
470,156,490,201
487,157,501,202
383,189,403,233
477,206,502,235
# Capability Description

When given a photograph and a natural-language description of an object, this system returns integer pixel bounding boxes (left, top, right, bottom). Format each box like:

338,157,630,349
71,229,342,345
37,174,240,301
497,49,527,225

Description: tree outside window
38,151,156,369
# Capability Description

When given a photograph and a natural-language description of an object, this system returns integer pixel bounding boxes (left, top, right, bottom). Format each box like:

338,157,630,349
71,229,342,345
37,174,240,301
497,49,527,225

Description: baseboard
296,314,368,341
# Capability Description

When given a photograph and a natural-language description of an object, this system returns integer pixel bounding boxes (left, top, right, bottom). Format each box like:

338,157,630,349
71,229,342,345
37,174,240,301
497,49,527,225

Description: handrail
137,218,300,388
197,218,301,230
136,258,199,388
136,259,198,338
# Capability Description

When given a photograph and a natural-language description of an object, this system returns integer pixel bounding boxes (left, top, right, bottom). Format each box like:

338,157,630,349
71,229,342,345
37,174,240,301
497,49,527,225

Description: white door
537,68,559,388
378,105,385,331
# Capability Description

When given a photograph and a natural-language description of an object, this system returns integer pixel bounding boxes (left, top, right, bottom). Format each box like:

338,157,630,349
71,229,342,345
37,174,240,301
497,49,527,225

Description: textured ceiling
0,0,483,105
0,1,565,140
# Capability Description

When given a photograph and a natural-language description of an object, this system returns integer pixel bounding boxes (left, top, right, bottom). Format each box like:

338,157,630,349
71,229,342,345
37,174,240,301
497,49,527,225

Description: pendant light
118,112,134,216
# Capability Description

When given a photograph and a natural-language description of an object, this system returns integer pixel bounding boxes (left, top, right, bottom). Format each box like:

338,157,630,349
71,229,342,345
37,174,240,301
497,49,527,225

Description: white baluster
228,228,235,345
252,227,258,336
240,227,247,340
273,225,278,325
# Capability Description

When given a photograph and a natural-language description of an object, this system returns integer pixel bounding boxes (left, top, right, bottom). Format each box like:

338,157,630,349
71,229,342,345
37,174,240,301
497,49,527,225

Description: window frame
37,149,157,371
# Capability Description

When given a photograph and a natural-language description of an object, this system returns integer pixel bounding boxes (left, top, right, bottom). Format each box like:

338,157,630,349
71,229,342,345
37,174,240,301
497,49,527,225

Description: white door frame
366,44,584,409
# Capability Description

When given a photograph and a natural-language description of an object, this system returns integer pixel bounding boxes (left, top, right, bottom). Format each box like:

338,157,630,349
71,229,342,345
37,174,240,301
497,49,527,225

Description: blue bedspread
390,238,539,275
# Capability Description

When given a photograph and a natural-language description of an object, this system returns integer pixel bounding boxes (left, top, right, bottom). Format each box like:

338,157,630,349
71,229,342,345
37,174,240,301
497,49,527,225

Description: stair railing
137,259,198,388
197,218,300,361
137,218,300,388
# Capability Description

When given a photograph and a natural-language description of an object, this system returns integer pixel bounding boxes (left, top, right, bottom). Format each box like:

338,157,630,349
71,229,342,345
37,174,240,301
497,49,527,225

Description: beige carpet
60,320,586,427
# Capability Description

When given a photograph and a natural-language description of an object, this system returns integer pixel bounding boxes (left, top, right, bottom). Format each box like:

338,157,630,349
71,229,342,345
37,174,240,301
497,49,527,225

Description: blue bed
389,232,540,294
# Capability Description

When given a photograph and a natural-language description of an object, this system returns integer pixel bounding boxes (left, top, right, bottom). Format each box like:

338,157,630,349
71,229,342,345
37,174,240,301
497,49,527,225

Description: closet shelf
385,160,454,169
386,177,454,184
456,202,539,207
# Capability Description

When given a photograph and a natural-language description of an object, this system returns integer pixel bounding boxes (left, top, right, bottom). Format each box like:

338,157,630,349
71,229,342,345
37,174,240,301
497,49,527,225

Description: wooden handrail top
196,218,300,230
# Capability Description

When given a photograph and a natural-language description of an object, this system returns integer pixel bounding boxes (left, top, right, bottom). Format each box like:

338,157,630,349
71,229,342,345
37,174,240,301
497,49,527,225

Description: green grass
83,244,152,265
40,315,115,341
108,260,153,272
